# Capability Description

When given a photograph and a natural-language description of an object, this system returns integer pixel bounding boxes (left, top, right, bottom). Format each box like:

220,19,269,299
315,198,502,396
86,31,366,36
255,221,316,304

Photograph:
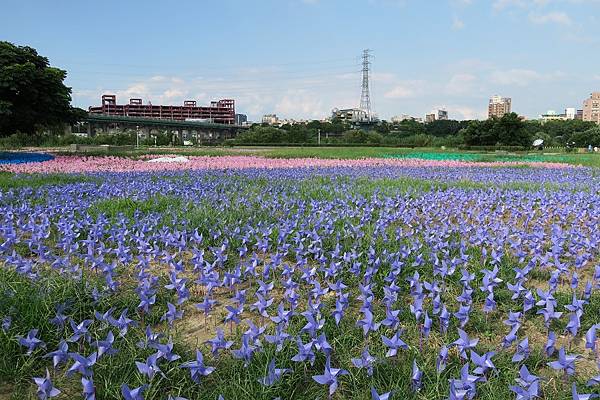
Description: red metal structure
88,95,235,124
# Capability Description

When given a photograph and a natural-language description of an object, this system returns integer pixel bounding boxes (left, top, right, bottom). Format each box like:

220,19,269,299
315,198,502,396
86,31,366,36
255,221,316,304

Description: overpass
85,114,249,143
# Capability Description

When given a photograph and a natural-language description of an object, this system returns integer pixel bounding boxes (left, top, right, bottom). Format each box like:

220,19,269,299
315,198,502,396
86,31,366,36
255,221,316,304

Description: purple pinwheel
545,331,557,357
437,345,449,373
136,352,163,380
454,304,471,328
156,341,181,362
547,347,579,376
448,363,482,400
566,313,581,338
244,320,266,347
44,341,69,368
537,303,562,329
301,310,324,338
206,328,233,357
33,369,60,399
82,377,95,400
312,355,348,398
109,309,137,337
93,331,118,358
356,308,379,337
224,304,244,331
270,303,292,326
380,307,400,330
382,330,408,357
121,384,147,400
291,336,315,365
161,302,184,328
94,307,114,326
49,303,69,328
258,359,290,386
136,326,163,350
180,350,214,383
509,365,540,400
471,350,496,376
439,305,450,334
452,329,479,359
512,337,530,363
231,333,256,366
370,387,392,400
351,347,376,377
313,333,333,356
411,359,423,392
571,383,598,400
265,324,291,352
18,329,45,355
67,352,97,377
1,315,11,332
585,324,598,354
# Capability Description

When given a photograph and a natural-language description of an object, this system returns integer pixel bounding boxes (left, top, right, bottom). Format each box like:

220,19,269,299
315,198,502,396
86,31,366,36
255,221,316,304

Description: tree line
235,114,600,148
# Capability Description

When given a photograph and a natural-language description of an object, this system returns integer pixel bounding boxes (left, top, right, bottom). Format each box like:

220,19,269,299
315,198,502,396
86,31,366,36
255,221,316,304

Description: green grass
0,172,96,190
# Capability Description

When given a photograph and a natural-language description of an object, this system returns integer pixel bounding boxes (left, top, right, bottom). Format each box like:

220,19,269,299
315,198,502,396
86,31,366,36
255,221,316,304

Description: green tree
0,41,79,137
462,119,497,146
570,127,600,147
492,113,530,146
424,119,467,137
342,129,383,144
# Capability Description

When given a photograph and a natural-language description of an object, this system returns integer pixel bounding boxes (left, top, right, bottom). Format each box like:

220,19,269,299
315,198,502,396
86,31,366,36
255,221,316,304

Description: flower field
0,156,599,399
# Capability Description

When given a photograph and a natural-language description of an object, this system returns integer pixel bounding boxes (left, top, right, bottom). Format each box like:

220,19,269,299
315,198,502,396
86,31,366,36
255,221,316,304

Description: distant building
425,109,448,123
488,96,512,119
391,114,422,123
262,114,279,125
331,108,369,123
235,113,248,125
539,108,577,123
583,92,600,124
575,109,584,120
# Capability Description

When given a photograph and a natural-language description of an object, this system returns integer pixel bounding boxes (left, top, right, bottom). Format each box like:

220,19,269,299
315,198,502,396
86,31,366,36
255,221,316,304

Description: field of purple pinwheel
1,165,599,400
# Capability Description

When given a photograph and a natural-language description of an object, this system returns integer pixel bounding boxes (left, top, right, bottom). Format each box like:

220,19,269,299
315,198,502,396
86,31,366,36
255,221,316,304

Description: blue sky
2,0,600,121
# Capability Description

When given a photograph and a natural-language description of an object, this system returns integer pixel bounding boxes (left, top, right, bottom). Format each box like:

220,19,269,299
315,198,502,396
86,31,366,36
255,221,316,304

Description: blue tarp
0,152,54,165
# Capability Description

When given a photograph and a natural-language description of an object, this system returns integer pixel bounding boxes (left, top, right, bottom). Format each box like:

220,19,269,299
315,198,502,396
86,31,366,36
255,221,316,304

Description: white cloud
529,11,572,25
446,105,488,120
383,80,427,99
490,68,565,86
274,90,325,118
489,69,542,86
446,73,478,95
493,0,550,10
452,16,465,30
